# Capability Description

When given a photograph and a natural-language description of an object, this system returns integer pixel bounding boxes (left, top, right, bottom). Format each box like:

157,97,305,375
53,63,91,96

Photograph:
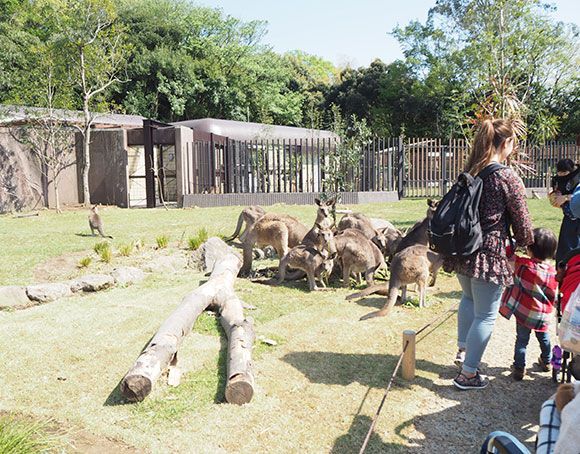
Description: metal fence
181,137,580,198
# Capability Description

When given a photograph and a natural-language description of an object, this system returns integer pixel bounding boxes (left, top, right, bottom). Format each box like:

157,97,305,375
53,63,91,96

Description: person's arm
536,398,561,454
501,170,534,247
569,184,580,218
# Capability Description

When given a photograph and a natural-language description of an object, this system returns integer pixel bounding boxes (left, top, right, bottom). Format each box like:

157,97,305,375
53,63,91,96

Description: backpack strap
477,163,506,180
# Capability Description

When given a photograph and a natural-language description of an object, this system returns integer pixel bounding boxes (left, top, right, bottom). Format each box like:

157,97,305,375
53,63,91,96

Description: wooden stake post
401,330,416,380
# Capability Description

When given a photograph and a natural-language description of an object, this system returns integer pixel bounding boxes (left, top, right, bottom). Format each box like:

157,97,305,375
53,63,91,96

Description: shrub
78,256,92,268
119,242,134,257
156,235,169,249
188,228,209,251
93,241,109,255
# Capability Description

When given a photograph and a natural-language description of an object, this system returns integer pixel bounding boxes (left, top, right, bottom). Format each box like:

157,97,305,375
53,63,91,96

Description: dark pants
513,323,551,369
556,215,580,265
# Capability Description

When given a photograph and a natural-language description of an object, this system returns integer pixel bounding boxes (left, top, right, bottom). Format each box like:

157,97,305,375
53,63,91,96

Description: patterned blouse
445,167,534,286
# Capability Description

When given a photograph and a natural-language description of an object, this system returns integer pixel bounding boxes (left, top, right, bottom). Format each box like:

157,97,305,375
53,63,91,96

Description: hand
548,191,561,207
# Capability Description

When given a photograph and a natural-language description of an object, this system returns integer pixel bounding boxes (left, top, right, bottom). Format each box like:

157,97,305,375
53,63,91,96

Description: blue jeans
457,274,504,374
513,323,551,369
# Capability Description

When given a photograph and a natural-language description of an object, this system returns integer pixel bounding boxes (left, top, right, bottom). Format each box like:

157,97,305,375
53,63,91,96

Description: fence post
397,136,405,199
440,140,448,197
402,330,416,380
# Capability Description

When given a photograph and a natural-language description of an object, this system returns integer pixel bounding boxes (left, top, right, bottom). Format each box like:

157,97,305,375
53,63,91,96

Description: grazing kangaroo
226,205,266,243
348,245,444,320
240,213,309,276
88,205,113,239
337,212,378,240
379,227,404,265
334,228,387,288
277,226,337,291
394,199,438,254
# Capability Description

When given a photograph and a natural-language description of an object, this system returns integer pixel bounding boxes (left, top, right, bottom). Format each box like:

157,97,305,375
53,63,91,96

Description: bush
119,242,134,257
156,235,169,249
188,228,209,251
78,256,92,268
93,241,109,255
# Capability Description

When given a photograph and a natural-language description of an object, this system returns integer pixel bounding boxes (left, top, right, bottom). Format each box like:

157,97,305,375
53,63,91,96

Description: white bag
559,285,580,354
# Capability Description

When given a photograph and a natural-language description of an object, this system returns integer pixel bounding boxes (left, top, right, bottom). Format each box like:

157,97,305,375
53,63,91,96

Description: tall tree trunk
53,176,61,213
82,96,91,207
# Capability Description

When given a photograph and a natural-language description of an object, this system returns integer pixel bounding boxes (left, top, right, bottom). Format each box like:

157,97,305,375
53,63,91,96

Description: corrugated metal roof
0,105,144,127
173,118,337,141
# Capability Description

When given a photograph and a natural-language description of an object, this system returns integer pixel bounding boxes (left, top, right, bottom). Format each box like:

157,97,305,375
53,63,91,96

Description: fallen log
120,237,255,405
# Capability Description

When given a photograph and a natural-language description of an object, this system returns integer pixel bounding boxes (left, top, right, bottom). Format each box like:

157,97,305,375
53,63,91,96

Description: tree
15,72,75,212
52,0,128,206
392,0,580,140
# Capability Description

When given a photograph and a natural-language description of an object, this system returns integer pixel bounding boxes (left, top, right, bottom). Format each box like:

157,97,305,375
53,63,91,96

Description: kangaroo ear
329,252,338,260
327,198,336,206
315,198,321,206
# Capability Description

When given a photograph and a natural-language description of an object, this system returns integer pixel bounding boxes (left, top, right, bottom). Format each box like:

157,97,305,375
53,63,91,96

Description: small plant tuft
93,241,109,255
156,235,169,249
188,228,209,251
119,242,134,257
78,256,92,268
99,244,112,263
0,415,60,453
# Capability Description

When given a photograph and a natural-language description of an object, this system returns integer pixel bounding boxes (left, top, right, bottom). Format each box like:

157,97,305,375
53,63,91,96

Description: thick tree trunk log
120,238,255,404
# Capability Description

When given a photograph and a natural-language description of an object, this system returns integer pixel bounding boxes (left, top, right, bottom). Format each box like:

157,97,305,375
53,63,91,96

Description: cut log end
225,374,254,405
120,375,152,402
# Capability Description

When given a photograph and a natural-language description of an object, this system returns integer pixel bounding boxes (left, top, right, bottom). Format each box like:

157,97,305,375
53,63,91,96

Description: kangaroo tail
359,285,399,320
225,213,244,242
345,284,389,300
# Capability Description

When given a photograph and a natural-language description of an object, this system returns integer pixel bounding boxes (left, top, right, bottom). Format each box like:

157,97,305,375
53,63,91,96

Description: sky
196,0,580,67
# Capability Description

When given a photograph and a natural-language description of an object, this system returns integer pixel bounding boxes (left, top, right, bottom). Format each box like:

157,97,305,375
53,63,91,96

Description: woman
449,118,534,390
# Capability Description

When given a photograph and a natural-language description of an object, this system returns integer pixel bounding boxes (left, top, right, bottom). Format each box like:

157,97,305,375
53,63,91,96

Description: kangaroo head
426,199,439,218
315,197,336,223
372,232,388,251
315,223,338,256
91,204,99,214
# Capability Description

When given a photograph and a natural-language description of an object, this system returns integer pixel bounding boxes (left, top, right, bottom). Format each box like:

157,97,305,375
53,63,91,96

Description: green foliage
187,228,208,251
119,242,134,257
78,256,92,268
93,241,110,255
0,415,59,454
156,234,169,249
99,245,112,263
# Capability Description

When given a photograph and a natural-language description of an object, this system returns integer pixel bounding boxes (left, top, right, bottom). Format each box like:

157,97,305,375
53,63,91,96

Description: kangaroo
378,226,404,265
277,226,337,291
337,212,378,240
394,199,438,254
226,205,266,243
88,205,113,239
240,213,309,276
334,228,387,288
348,245,444,320
301,197,336,247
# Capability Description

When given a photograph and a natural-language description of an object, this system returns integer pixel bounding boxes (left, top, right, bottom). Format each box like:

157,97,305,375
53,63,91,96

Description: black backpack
428,163,505,256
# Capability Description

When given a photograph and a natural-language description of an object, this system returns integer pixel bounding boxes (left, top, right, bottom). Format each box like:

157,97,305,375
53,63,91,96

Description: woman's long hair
465,118,517,176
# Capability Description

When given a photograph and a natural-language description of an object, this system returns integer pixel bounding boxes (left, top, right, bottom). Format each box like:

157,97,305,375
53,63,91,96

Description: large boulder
70,274,115,292
0,286,31,309
26,283,72,303
111,267,145,286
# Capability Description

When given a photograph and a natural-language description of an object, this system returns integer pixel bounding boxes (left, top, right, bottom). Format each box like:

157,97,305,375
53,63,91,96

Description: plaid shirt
500,256,557,332
536,399,560,454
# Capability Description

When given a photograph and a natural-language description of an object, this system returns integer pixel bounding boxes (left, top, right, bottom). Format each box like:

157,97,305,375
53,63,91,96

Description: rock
70,274,115,292
144,254,188,273
26,283,72,303
0,286,31,309
111,267,145,286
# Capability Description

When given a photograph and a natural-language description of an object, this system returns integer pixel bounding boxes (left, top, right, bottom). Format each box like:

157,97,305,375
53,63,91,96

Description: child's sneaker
511,366,525,381
454,350,465,368
537,356,550,372
453,372,489,390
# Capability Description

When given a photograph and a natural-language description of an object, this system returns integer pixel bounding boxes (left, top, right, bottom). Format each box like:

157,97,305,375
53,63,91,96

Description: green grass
78,256,92,268
0,415,59,454
99,245,112,263
93,241,110,255
155,234,170,249
187,227,209,251
0,199,562,452
119,242,134,257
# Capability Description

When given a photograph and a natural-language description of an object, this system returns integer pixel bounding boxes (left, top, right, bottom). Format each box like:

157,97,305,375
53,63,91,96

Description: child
499,228,558,381
549,159,580,263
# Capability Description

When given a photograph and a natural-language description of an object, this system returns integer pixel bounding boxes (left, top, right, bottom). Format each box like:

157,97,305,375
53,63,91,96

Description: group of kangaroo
227,198,444,320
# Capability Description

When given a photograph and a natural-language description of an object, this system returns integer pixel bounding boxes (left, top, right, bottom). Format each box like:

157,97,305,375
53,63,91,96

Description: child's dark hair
528,228,558,261
556,159,575,173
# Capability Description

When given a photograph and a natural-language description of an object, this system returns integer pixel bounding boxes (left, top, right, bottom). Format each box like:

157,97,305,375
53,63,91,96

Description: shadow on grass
284,350,556,452
75,233,99,238
213,331,228,404
104,334,155,407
